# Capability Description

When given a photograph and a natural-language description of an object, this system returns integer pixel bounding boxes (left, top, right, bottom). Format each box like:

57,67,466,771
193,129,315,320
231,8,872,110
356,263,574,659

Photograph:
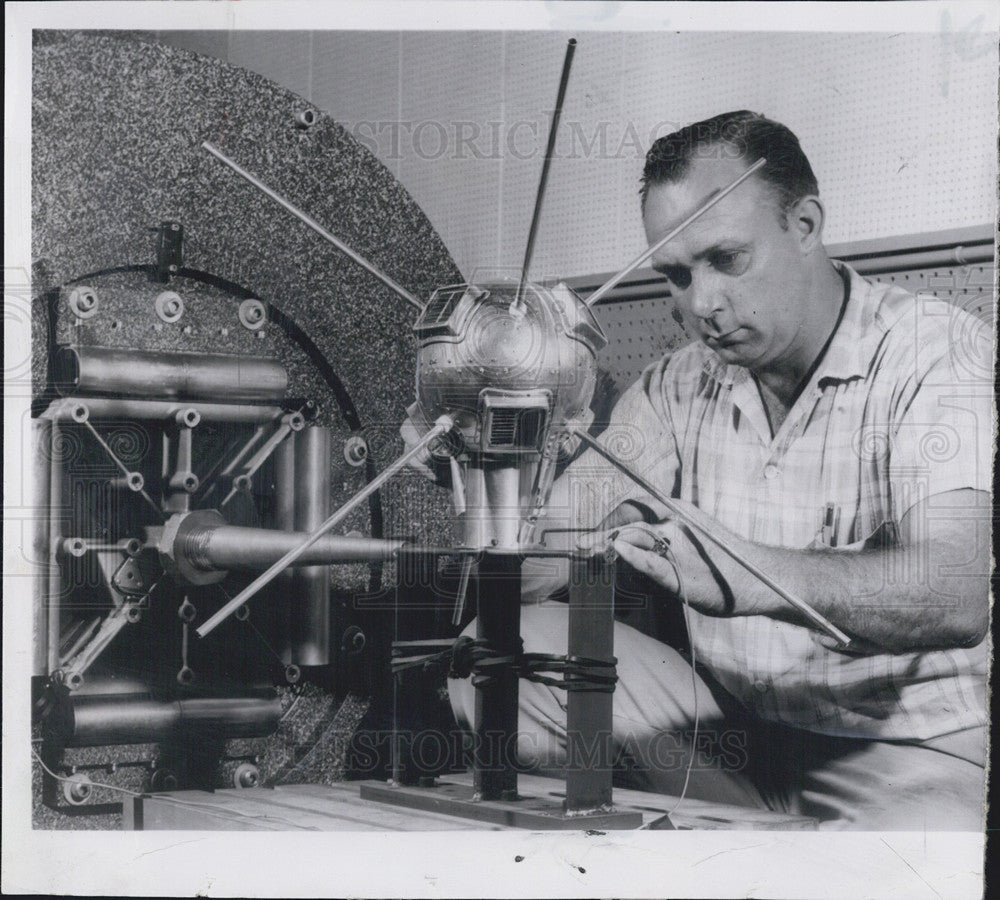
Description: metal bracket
155,221,183,283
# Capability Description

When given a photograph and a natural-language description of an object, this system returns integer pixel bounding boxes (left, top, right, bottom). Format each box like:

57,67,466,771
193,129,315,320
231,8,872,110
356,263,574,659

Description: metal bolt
239,299,267,331
343,435,369,467
68,286,100,318
182,325,193,335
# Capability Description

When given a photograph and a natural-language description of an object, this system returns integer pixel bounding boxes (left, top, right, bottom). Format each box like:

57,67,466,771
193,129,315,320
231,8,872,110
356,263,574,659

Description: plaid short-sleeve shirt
562,262,991,741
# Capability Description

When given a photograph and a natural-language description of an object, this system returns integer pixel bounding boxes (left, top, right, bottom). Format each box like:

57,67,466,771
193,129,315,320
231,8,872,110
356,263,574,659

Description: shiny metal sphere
413,280,606,454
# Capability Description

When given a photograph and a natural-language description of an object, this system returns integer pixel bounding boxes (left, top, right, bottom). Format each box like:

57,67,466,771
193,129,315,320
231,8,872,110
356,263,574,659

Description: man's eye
663,266,691,289
711,251,748,274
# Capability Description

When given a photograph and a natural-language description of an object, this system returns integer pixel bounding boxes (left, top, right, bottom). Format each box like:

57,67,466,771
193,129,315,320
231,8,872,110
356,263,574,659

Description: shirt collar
702,260,879,389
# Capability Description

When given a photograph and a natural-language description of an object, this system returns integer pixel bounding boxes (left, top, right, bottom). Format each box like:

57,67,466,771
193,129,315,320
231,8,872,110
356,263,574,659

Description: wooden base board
125,772,818,831
359,780,644,830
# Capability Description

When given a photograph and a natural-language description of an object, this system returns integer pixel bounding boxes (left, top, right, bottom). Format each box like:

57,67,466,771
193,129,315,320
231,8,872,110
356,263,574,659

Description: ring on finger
651,535,671,558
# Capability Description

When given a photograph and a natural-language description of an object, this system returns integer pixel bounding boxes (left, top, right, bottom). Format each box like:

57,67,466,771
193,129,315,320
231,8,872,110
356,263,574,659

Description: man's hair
640,111,819,225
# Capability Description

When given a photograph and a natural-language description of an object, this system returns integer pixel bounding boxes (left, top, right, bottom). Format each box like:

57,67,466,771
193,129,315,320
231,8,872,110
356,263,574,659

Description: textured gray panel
32,31,462,545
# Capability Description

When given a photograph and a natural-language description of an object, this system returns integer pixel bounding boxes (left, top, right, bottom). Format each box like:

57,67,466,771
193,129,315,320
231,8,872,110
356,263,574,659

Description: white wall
158,29,998,281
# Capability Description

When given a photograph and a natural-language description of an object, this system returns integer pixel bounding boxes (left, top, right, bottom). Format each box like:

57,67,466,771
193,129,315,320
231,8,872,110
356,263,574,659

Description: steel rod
196,416,454,638
515,38,577,307
585,158,767,308
202,141,424,312
568,426,852,646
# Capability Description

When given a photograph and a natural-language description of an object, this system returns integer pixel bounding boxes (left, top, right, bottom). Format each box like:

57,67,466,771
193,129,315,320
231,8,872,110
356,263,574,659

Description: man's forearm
714,497,989,651
727,540,987,650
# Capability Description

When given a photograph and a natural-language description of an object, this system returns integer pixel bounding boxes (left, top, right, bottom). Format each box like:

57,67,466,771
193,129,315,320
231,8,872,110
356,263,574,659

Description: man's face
643,154,815,376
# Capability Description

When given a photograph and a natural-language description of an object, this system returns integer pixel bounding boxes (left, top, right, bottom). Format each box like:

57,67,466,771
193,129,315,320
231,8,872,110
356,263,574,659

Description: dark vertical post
473,550,521,801
565,554,615,812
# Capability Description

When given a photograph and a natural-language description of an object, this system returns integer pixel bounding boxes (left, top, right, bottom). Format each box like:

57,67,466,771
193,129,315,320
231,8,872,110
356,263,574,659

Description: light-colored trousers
448,604,986,831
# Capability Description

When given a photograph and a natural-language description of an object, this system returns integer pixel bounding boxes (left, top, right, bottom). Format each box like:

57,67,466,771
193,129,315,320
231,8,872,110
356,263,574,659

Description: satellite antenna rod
514,38,577,309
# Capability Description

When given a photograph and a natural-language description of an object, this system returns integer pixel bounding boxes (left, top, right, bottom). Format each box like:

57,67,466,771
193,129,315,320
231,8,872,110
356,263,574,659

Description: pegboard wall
158,29,998,282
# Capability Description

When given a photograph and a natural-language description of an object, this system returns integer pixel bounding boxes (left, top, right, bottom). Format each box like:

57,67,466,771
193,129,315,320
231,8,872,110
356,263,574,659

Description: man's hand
399,400,451,484
580,499,751,617
582,490,989,652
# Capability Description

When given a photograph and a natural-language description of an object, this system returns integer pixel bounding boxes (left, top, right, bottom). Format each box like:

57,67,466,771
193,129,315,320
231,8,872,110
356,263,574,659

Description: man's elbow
951,608,989,648
941,585,990,648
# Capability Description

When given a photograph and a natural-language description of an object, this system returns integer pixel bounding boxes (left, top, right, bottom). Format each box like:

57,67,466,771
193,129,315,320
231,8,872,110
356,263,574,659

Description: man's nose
687,272,726,321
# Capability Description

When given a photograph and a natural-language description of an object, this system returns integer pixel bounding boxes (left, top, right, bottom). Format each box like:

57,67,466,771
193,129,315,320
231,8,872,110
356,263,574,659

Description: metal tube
202,141,424,312
51,692,282,747
483,462,521,550
274,432,297,661
463,463,490,550
585,158,767,307
54,345,287,402
569,427,852,646
838,244,994,275
47,421,64,674
42,397,287,425
196,416,455,638
289,427,332,665
33,419,52,677
186,525,407,569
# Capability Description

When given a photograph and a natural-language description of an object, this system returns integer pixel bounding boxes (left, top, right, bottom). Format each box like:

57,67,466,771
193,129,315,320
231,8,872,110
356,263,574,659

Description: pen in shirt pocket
821,503,841,547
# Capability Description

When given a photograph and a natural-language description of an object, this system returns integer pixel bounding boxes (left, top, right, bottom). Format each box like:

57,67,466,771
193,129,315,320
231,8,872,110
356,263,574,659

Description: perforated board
159,30,999,282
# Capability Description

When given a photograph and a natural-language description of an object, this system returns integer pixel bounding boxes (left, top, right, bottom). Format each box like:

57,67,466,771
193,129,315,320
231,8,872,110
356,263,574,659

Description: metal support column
472,550,521,801
565,554,616,813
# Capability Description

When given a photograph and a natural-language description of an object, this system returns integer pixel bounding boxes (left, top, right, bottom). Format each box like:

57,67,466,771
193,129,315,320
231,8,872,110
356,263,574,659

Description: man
437,111,991,829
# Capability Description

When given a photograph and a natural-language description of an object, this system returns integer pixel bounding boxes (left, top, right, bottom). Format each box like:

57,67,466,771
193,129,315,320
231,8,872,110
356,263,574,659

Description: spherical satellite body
412,280,607,456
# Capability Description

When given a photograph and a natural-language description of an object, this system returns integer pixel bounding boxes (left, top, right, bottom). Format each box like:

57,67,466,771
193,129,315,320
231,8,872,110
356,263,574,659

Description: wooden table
125,772,817,831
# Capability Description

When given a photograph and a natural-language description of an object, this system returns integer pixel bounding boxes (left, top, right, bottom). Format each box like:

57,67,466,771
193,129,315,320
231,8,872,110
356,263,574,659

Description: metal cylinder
484,462,522,550
157,509,406,587
33,419,51,677
47,421,64,675
47,691,282,747
54,345,288,402
190,524,405,568
289,427,332,666
43,397,287,425
462,463,490,550
273,432,297,664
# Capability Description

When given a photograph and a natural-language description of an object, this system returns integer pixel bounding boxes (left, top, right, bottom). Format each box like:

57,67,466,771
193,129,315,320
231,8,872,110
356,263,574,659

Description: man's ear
789,195,825,254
